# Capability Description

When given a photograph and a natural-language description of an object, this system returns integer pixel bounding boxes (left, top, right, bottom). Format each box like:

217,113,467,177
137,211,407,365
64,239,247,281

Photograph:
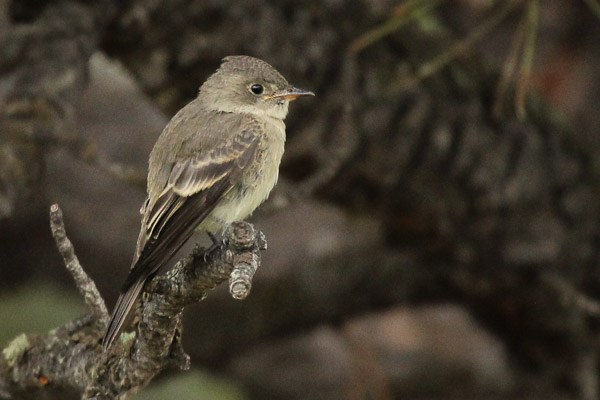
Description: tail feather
102,277,146,350
101,178,234,350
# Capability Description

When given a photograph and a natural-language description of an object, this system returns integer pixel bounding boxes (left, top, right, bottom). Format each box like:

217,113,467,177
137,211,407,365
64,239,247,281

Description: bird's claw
203,232,225,262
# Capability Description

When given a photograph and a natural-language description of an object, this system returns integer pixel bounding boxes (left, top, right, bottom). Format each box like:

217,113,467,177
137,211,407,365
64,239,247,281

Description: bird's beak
270,87,315,101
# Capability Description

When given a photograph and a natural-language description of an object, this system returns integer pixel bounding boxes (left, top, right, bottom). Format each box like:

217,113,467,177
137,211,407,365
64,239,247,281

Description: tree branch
0,205,265,399
50,204,109,323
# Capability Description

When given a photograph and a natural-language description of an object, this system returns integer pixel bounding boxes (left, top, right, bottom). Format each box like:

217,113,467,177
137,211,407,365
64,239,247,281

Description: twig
392,0,524,91
515,0,539,119
350,0,444,53
582,0,600,22
576,351,599,400
297,103,356,196
542,272,600,318
228,223,266,299
50,203,109,324
493,6,528,119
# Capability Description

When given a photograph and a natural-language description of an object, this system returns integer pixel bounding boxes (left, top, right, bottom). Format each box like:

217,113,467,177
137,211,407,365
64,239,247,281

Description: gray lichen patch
2,334,30,367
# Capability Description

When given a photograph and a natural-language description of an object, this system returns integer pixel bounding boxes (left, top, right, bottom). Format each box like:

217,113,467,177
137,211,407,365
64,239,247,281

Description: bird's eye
250,84,264,95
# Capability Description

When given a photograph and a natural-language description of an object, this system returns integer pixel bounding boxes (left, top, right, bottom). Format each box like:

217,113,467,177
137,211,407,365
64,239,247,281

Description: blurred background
1,0,600,399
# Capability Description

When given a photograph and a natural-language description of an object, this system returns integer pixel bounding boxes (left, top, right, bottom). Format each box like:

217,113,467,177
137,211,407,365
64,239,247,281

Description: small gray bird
102,55,313,349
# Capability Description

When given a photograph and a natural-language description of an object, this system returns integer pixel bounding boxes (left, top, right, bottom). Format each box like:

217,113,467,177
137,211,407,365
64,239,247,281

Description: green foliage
138,370,248,400
0,282,85,345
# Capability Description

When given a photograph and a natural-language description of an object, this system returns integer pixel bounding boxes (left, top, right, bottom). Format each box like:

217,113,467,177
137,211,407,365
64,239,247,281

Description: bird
102,55,314,349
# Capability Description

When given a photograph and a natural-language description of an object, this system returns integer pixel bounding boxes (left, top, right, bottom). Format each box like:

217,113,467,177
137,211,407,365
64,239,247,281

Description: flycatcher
102,55,314,349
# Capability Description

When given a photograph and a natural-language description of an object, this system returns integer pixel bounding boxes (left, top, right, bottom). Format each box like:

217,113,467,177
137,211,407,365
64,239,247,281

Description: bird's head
199,55,314,120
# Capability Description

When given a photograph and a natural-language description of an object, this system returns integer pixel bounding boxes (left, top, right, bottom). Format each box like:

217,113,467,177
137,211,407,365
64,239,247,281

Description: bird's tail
102,277,147,350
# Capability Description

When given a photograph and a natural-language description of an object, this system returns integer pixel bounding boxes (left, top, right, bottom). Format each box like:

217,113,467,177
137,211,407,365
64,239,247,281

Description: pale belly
200,123,285,233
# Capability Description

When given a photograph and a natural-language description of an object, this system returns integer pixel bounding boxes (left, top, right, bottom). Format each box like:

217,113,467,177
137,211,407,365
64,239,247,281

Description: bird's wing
130,126,259,285
102,127,259,349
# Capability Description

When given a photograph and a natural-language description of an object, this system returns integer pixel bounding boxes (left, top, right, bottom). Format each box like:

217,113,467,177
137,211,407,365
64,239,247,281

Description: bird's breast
208,119,285,227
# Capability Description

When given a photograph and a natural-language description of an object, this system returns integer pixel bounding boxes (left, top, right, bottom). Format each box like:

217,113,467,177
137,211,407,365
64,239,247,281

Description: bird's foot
203,232,226,262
